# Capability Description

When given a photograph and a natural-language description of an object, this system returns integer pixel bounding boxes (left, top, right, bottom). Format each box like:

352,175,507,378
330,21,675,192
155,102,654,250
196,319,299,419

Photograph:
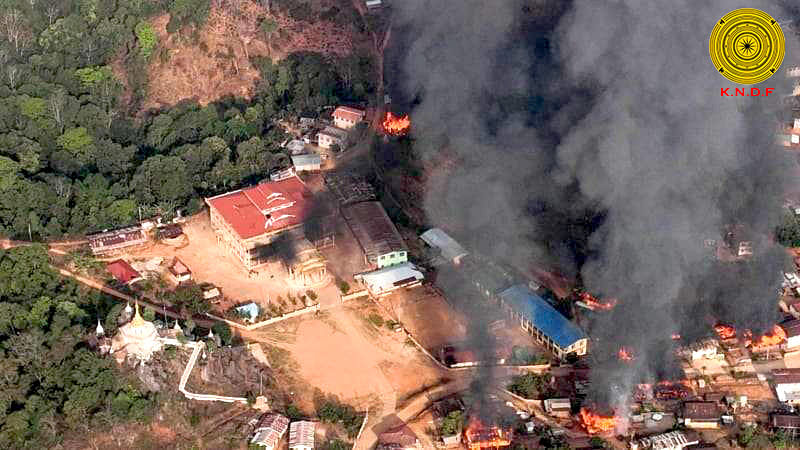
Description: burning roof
578,408,617,434
463,418,511,449
382,112,411,135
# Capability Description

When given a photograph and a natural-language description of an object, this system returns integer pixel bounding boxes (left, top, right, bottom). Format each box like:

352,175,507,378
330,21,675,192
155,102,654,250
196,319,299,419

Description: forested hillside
0,0,374,240
0,245,156,448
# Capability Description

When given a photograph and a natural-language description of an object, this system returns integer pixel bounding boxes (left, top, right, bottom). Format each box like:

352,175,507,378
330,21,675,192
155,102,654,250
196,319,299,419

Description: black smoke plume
390,0,799,419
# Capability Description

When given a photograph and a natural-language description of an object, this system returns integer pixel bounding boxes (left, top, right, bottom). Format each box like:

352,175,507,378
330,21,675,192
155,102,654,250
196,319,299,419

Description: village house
286,139,307,155
629,430,700,450
682,402,720,429
332,106,365,130
366,0,383,12
318,126,349,149
168,257,192,284
355,262,424,297
343,201,407,269
420,228,469,265
288,420,315,450
543,398,571,418
88,226,147,255
251,413,290,449
377,424,422,450
291,154,322,173
106,259,143,285
781,319,800,350
158,223,183,240
205,175,331,272
780,295,800,318
681,339,720,361
771,414,800,438
201,284,221,302
774,369,800,404
496,284,588,358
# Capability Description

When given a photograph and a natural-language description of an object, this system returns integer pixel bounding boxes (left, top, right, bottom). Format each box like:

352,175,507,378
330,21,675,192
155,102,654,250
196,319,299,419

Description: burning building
463,418,512,450
578,407,618,434
382,112,411,135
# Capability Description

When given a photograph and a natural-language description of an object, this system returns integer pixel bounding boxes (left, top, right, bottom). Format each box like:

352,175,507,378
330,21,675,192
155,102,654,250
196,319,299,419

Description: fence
340,289,369,302
206,303,321,331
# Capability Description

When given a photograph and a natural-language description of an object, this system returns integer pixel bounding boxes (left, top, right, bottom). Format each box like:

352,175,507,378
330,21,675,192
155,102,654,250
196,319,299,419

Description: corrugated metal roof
420,228,468,262
360,262,424,293
498,284,585,349
343,201,406,260
291,154,322,166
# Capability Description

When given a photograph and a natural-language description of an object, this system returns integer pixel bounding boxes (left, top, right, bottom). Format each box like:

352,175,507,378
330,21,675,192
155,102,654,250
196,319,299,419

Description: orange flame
671,333,681,340
714,324,736,340
618,347,634,362
749,325,786,349
579,292,617,311
463,418,511,449
579,408,617,434
382,112,411,135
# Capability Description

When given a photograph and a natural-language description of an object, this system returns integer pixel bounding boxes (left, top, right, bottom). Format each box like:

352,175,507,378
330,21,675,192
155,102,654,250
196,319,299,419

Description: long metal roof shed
420,228,468,264
498,284,586,349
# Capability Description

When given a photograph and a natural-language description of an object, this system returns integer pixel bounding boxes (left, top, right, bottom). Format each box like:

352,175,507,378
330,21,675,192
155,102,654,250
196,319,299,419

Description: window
400,251,406,257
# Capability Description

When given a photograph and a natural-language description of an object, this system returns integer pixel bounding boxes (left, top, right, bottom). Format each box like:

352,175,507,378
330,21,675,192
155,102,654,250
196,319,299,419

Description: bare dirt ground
386,285,469,352
248,299,445,409
131,213,340,312
141,1,359,110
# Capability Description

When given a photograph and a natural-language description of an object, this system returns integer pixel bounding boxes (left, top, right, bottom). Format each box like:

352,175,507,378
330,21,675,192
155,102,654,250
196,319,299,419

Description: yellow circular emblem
709,8,785,84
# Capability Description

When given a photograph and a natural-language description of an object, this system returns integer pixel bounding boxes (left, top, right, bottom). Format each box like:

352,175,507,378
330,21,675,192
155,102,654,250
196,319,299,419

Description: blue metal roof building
498,284,587,357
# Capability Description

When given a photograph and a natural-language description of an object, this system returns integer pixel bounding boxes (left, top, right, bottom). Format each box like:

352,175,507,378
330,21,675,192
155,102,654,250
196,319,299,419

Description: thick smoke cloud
391,0,798,414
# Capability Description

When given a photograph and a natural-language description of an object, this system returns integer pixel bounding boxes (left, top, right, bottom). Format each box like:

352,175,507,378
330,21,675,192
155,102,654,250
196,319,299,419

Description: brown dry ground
247,299,445,411
139,1,361,110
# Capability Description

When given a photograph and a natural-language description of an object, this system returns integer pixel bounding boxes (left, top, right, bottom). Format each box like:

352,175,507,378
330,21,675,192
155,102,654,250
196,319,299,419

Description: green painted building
342,201,408,269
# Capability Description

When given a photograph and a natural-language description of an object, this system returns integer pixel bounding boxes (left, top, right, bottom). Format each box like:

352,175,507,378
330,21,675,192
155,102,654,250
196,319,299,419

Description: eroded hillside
140,0,363,110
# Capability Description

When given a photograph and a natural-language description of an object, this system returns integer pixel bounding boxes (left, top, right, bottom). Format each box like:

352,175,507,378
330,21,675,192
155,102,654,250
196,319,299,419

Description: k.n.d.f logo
709,8,785,85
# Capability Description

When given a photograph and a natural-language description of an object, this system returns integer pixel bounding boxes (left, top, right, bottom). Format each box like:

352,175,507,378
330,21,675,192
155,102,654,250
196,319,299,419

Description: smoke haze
391,0,799,413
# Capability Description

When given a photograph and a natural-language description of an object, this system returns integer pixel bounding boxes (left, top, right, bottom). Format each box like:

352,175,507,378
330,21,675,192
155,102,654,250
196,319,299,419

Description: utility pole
28,222,32,241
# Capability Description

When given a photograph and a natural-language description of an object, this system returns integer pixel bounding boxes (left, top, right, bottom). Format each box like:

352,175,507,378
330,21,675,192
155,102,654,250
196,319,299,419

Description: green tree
135,22,157,58
777,212,800,247
57,127,95,161
132,155,193,207
440,410,463,436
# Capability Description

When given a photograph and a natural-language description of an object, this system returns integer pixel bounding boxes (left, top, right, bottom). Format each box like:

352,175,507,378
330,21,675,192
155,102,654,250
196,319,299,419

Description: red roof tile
333,106,365,122
106,260,142,284
206,176,313,240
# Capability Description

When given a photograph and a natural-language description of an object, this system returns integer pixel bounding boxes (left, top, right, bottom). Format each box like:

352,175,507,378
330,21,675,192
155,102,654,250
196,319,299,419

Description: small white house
420,228,468,265
774,369,800,404
355,262,424,297
291,154,322,172
782,320,800,350
543,398,571,418
317,126,348,149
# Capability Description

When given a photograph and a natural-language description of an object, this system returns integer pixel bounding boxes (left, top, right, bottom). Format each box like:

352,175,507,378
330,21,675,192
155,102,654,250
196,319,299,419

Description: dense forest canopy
0,0,374,240
0,245,156,448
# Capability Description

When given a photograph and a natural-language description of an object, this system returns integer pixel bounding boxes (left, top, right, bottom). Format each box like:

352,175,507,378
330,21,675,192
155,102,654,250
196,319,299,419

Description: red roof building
106,259,143,285
333,106,365,130
205,176,316,270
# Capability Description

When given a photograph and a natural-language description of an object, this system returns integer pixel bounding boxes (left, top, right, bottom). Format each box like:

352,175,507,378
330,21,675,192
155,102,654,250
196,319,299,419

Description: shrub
367,313,384,327
306,289,318,301
338,281,350,294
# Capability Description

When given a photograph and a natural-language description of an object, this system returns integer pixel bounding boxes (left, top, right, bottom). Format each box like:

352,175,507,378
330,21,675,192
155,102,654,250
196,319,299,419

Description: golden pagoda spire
131,300,145,327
